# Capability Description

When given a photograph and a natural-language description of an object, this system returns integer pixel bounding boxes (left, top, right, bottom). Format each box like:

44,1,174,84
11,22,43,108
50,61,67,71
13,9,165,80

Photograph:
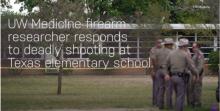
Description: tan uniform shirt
165,49,198,75
150,46,161,70
186,48,192,58
156,47,173,68
192,50,204,74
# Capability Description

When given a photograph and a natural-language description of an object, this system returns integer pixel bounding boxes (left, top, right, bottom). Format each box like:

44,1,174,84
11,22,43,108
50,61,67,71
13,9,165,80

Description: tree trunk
57,66,62,95
57,44,63,95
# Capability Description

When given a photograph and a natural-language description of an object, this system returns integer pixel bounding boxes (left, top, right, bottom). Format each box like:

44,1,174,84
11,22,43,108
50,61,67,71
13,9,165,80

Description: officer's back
168,49,191,73
164,38,198,111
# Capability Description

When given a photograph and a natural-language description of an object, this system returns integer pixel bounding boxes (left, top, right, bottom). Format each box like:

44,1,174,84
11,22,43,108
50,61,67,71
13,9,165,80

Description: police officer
155,38,174,109
164,38,198,111
186,47,193,106
149,39,162,106
191,42,204,107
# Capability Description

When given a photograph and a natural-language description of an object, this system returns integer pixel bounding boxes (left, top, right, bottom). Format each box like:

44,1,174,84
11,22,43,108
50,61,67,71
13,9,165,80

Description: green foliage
85,0,113,21
142,1,171,23
18,0,43,12
175,10,212,23
86,0,152,22
208,51,219,73
5,0,217,24
62,69,73,75
89,54,120,68
1,0,10,8
1,11,25,23
205,0,219,23
169,0,216,23
8,68,23,75
112,0,149,15
95,0,172,22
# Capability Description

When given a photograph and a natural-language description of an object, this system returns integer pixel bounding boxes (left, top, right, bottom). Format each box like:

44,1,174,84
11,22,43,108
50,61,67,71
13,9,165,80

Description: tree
2,0,88,95
85,0,172,22
9,0,172,23
3,0,218,24
34,0,87,95
168,0,218,23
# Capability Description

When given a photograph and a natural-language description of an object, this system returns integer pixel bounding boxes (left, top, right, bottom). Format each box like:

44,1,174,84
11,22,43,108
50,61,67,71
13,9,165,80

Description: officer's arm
164,55,171,80
197,55,204,73
150,49,157,72
163,54,171,75
149,49,156,77
186,55,198,76
151,57,156,69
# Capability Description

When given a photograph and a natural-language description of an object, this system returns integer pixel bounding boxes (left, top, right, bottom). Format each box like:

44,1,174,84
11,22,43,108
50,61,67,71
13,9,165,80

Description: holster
171,72,190,84
182,73,190,84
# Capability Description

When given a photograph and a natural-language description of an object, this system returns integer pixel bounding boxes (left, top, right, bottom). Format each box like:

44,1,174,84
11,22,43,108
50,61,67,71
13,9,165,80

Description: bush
8,68,23,75
89,54,121,68
208,51,219,74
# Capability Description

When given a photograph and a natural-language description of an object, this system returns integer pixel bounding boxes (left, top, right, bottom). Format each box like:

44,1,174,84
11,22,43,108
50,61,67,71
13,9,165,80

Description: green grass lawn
1,75,218,111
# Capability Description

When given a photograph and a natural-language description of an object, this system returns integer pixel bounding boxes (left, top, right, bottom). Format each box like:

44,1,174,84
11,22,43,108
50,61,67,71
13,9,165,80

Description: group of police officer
150,38,204,111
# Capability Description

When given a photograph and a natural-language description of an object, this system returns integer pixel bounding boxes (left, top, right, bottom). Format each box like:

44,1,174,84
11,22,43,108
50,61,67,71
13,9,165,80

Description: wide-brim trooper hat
178,38,189,46
164,38,174,44
156,39,163,44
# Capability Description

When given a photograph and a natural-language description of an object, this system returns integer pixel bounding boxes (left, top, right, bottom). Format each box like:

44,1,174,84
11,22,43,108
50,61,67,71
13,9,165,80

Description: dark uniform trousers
193,75,203,106
171,73,187,111
156,68,173,109
166,78,173,109
187,70,203,107
186,72,193,106
156,69,165,108
152,71,158,106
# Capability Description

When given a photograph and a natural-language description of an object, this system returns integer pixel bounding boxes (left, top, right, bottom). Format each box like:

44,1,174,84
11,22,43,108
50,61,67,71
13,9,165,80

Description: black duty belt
171,72,190,83
171,72,184,77
159,66,165,69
